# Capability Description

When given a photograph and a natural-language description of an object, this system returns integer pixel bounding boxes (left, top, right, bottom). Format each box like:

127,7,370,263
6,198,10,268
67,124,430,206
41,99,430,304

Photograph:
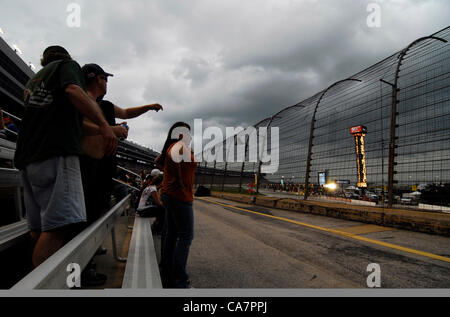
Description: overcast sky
1,0,449,152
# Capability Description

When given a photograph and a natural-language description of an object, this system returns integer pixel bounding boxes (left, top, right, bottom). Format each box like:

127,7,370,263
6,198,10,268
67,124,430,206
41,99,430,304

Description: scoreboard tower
350,125,368,189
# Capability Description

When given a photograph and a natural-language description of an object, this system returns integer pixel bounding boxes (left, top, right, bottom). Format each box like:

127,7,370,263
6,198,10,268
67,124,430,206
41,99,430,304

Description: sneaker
95,247,107,256
151,223,163,235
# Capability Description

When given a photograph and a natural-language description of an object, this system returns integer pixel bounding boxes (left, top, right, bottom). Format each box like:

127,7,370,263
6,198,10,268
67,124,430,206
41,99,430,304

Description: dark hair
40,51,72,67
158,122,191,168
150,175,163,186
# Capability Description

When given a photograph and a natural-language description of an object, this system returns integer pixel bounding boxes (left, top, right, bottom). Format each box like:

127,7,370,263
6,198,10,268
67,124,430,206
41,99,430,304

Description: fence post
199,161,207,186
210,160,216,190
221,138,232,192
221,161,228,192
304,78,362,200
256,116,278,194
239,139,248,194
384,35,447,207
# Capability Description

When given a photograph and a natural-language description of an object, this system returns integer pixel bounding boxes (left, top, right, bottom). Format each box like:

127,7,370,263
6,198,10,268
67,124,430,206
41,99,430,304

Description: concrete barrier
419,203,450,214
212,192,253,204
254,196,280,208
210,192,450,236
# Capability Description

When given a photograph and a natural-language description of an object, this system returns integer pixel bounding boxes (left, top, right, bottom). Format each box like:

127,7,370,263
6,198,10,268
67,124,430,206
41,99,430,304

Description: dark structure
0,36,34,124
116,139,159,172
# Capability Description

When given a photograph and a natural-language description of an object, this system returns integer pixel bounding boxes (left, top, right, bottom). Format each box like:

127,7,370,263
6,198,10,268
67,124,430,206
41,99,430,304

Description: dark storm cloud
1,0,449,151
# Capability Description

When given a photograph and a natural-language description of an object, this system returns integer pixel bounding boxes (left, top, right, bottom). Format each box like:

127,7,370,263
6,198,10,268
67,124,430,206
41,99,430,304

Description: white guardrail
11,195,131,290
1,112,162,290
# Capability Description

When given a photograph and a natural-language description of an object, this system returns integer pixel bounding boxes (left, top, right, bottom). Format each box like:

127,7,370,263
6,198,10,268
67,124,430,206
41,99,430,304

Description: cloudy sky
1,0,448,152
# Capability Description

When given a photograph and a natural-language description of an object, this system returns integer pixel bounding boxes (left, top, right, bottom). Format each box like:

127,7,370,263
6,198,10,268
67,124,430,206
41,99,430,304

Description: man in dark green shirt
14,46,118,268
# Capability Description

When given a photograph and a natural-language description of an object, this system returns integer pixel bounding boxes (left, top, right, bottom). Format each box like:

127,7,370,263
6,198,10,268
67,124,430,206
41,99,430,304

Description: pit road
185,196,450,288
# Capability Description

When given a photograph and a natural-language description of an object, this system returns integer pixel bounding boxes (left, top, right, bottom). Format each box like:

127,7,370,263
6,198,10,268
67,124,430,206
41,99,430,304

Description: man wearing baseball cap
77,63,123,286
80,63,164,219
82,63,114,83
79,63,122,224
14,46,118,268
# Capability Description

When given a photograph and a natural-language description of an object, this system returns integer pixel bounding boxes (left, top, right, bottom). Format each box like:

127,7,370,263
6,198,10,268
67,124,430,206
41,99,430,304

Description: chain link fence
195,26,450,212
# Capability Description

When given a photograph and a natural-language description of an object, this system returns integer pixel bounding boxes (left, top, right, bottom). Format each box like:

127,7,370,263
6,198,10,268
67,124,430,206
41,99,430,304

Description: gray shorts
22,156,87,232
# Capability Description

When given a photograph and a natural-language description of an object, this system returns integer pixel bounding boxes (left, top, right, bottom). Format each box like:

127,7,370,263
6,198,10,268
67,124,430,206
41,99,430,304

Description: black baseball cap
81,63,114,80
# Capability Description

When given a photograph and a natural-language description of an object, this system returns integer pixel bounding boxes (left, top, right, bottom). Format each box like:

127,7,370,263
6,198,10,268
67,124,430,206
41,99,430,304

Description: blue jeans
160,194,194,288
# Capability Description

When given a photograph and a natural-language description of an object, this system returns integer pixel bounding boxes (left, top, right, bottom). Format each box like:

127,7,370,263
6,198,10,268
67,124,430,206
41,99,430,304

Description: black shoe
152,227,163,235
151,222,163,235
95,247,107,256
81,269,107,287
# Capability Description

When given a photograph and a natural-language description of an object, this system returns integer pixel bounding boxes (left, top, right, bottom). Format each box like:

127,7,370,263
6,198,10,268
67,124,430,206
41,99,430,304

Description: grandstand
0,36,33,121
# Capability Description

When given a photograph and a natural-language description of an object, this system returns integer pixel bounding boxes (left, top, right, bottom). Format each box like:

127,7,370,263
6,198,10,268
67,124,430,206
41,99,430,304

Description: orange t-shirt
161,142,198,202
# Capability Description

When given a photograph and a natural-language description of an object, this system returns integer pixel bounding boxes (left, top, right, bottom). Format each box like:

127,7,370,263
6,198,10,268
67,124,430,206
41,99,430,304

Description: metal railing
0,136,154,289
0,154,160,290
11,195,131,289
121,216,162,289
0,137,24,223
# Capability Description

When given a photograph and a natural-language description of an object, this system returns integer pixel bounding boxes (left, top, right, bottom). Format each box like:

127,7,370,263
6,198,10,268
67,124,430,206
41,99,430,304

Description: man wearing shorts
14,46,117,267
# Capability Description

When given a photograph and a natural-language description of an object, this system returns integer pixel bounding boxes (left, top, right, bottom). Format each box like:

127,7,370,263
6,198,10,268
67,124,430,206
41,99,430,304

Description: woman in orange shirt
156,121,197,288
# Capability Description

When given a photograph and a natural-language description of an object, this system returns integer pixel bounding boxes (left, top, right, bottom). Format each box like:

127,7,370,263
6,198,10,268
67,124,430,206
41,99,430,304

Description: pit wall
209,192,450,237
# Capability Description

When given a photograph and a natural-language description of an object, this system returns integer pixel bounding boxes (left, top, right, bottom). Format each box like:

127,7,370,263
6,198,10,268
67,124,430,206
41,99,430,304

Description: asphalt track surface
186,196,450,288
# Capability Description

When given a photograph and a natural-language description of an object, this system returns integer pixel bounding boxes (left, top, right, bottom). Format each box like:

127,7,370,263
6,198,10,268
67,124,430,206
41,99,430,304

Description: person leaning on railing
13,45,118,268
